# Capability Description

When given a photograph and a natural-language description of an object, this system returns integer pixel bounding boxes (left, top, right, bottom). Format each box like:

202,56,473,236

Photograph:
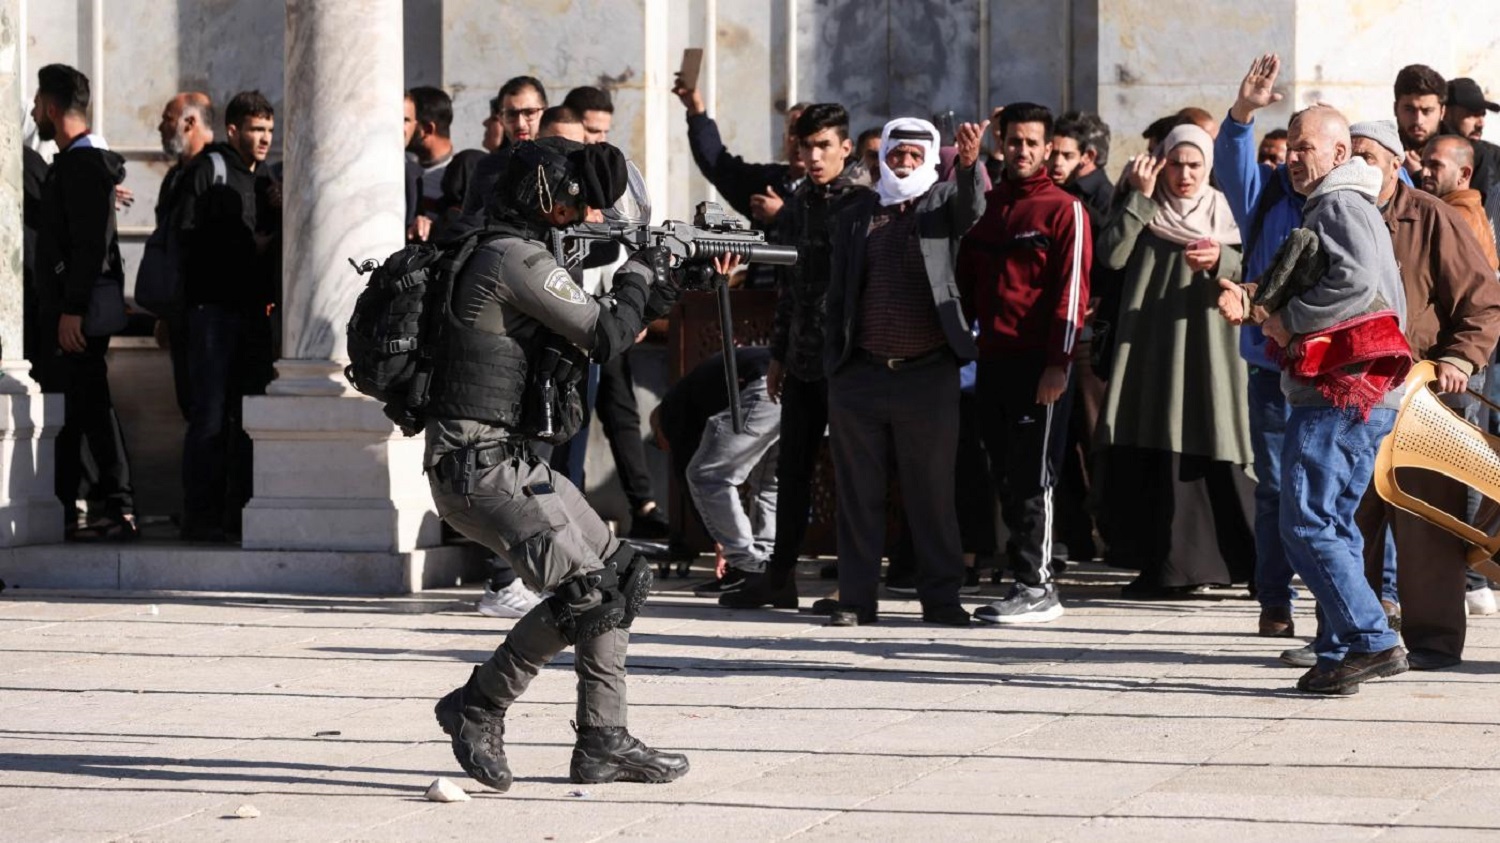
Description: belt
429,440,530,493
854,347,951,371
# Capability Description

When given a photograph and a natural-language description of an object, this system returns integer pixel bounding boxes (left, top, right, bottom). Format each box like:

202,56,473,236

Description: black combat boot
569,724,691,784
433,668,513,792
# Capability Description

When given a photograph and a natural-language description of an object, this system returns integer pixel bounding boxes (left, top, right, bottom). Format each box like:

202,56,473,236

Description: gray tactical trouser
431,447,629,727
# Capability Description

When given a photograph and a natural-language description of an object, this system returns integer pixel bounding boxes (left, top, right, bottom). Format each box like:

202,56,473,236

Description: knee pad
547,547,654,644
545,592,625,645
608,544,653,629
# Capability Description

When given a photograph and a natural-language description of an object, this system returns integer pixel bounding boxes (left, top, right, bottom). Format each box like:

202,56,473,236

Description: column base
242,392,440,552
0,541,487,595
0,392,64,547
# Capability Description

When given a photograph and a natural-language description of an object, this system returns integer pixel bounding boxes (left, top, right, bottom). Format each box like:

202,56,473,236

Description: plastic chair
1374,360,1500,581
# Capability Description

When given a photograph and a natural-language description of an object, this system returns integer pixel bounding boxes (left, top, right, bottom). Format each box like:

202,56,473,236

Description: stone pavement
2,564,1499,842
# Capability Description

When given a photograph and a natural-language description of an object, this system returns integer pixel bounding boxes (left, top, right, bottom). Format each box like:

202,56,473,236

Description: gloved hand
640,245,683,319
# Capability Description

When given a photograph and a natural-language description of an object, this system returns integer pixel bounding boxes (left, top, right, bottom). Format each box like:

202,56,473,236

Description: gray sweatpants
431,448,629,727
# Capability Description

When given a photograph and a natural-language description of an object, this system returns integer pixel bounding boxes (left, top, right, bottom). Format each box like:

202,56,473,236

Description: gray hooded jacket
1278,159,1408,408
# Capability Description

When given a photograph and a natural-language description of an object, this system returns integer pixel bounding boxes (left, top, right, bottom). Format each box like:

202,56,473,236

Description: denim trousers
1248,366,1293,608
686,378,780,573
1280,405,1400,662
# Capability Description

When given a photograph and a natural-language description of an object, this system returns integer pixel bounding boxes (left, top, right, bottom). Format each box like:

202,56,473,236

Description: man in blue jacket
1214,53,1308,639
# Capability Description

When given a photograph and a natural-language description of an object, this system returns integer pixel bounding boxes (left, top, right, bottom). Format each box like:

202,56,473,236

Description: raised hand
1231,53,1284,123
1126,154,1165,196
671,76,706,116
955,119,990,168
749,184,783,224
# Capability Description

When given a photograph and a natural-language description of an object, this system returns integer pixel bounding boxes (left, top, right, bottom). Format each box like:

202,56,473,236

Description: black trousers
975,355,1073,587
182,305,273,533
767,373,829,579
828,356,963,610
40,331,134,524
889,388,997,579
552,349,656,510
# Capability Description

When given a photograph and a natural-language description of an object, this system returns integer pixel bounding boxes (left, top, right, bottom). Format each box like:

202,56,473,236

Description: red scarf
1267,311,1412,418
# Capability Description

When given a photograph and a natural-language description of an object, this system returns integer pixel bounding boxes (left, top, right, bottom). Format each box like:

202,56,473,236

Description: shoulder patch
543,269,589,305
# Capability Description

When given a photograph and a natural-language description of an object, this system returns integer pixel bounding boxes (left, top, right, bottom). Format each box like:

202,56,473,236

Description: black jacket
35,137,126,316
462,145,513,217
174,142,274,312
1065,167,1116,230
824,164,986,375
657,347,773,459
22,146,47,279
686,112,794,220
685,112,799,290
771,171,869,381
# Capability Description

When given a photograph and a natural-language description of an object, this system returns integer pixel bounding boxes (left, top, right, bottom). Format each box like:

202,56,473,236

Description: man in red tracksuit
957,102,1092,625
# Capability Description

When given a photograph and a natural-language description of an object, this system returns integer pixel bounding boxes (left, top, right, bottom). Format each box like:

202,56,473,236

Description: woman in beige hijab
1093,122,1256,599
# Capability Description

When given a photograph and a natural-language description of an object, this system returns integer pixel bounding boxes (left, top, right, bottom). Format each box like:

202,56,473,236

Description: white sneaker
1466,587,1498,617
477,580,543,619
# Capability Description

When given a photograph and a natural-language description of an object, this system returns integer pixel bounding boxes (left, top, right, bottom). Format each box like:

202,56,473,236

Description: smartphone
678,48,704,90
1186,236,1215,251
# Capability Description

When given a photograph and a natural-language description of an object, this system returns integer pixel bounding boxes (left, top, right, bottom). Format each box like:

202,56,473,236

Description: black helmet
491,137,630,221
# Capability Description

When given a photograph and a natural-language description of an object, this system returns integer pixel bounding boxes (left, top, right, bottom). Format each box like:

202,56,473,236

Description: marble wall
1100,0,1500,176
23,1,1500,232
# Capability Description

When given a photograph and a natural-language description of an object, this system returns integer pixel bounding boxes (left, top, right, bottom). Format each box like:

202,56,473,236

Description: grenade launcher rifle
551,201,798,433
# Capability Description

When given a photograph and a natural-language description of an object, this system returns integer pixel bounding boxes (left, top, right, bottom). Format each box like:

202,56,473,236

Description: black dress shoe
1296,646,1408,695
719,574,798,609
828,605,877,626
1407,648,1462,671
807,597,839,616
921,603,971,627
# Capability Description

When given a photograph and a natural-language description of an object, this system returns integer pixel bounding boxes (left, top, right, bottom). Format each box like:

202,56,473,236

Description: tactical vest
425,238,532,427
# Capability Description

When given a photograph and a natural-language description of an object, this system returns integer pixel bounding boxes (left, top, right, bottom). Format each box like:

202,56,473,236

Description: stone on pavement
425,778,471,803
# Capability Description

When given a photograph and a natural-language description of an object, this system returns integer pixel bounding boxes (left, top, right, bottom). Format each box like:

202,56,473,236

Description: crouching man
427,138,689,791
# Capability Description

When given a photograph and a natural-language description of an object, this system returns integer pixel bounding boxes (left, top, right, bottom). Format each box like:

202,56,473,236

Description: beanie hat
574,142,628,210
1349,120,1403,157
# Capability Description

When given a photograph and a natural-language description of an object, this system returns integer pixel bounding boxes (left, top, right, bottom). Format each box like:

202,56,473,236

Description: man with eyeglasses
463,76,549,216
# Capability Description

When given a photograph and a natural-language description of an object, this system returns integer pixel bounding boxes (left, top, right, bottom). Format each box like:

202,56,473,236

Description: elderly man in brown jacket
1348,120,1500,672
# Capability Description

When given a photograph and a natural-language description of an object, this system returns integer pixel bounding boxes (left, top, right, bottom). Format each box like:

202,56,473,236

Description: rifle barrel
690,238,799,266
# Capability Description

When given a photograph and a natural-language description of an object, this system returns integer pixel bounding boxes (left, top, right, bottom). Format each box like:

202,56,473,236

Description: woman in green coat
1094,123,1256,598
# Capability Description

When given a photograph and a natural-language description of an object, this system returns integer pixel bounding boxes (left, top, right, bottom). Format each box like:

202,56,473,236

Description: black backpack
344,229,496,435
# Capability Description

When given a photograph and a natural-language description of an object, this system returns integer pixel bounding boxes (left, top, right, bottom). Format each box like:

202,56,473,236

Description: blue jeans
1248,367,1293,608
1280,406,1401,661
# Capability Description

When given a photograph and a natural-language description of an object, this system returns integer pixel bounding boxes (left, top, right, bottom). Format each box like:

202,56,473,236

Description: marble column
0,0,62,546
241,0,439,553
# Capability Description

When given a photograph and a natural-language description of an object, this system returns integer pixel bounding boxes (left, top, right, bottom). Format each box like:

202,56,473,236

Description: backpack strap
208,152,227,186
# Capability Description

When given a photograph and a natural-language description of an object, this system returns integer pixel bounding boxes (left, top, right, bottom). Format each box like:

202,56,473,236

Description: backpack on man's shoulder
135,152,227,318
344,228,497,435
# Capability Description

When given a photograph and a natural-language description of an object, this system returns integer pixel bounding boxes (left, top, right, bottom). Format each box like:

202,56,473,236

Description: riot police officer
429,136,687,791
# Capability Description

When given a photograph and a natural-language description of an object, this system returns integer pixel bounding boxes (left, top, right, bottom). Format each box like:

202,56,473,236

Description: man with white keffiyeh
820,115,989,628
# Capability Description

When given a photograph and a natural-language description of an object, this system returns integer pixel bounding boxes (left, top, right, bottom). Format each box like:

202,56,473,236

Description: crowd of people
24,50,1500,695
663,52,1500,692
